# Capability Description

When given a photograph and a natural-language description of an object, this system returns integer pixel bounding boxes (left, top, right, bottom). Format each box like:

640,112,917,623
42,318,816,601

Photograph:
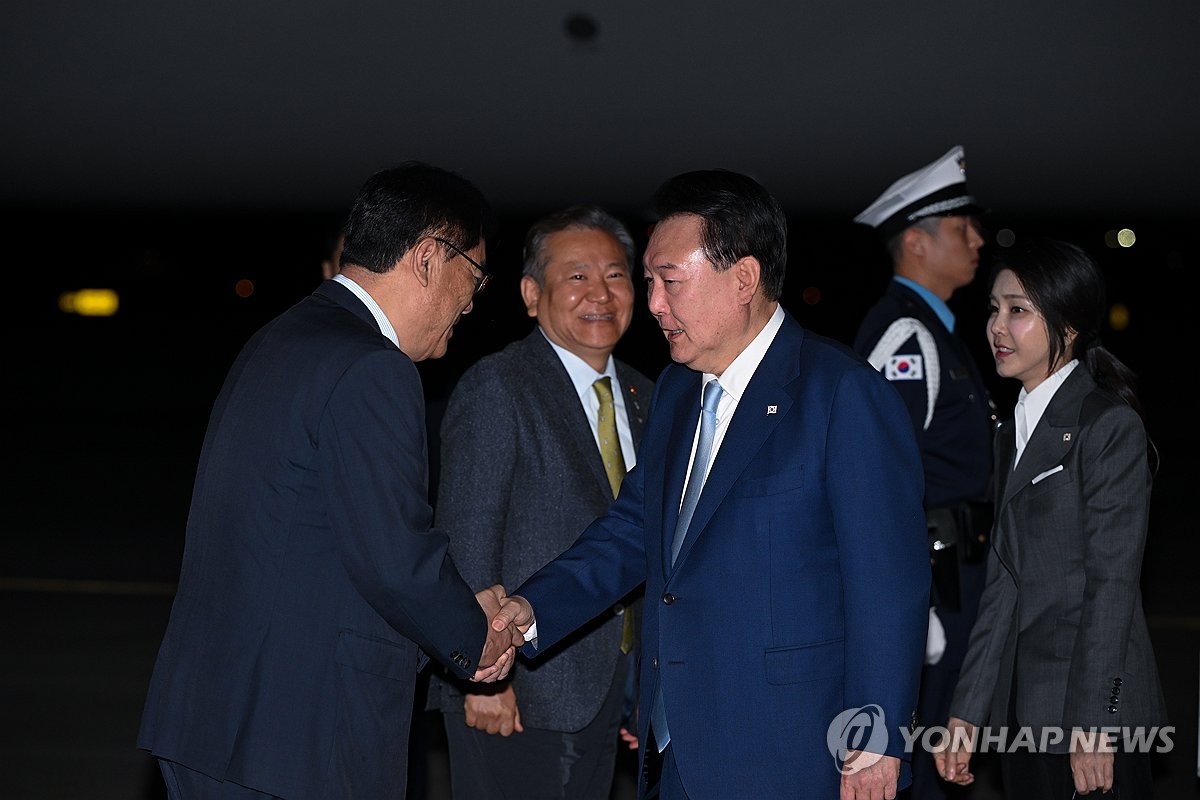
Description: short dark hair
522,205,635,285
651,169,788,300
885,216,942,263
339,161,493,274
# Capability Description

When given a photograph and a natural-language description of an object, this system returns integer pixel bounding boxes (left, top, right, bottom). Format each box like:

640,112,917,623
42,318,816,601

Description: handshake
470,585,535,682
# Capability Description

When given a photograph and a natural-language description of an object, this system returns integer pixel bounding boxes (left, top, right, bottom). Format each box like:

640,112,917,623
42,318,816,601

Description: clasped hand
470,585,535,682
935,718,1115,795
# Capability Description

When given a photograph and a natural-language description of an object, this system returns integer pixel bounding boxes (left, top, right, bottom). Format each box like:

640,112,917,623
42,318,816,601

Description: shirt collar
333,273,399,348
1016,359,1080,432
540,328,618,401
703,303,785,404
894,276,956,332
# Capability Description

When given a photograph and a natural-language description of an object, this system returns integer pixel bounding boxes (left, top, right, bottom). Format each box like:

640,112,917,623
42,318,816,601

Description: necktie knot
593,375,614,405
702,377,723,415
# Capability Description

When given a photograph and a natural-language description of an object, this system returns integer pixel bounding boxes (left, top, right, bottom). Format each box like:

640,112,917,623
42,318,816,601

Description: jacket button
1111,687,1120,696
651,656,659,669
1107,706,1118,714
1113,677,1124,686
662,593,676,605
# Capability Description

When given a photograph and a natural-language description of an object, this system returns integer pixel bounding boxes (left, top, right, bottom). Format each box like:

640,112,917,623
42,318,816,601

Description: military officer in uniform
853,145,996,800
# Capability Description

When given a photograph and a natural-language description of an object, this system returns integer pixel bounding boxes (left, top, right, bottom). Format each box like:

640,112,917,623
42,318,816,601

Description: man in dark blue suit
492,170,930,799
138,162,524,799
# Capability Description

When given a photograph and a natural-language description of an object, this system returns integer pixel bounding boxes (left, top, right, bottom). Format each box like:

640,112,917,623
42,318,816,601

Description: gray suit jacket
429,329,654,732
951,365,1167,751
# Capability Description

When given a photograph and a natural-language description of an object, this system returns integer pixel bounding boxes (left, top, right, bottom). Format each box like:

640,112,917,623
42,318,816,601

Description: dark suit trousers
642,737,689,800
443,653,629,799
910,557,988,800
158,759,281,799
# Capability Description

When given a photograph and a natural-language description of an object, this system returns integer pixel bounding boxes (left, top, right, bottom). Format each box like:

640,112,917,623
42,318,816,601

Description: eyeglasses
433,237,490,295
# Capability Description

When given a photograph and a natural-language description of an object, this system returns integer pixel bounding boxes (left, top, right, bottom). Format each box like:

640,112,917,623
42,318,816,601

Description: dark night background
3,1,1198,797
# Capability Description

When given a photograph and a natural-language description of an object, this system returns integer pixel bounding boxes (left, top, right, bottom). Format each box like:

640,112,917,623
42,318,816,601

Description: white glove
925,607,946,665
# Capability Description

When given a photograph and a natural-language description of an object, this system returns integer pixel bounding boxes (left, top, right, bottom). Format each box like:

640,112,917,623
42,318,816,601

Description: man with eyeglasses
138,161,521,800
428,205,654,799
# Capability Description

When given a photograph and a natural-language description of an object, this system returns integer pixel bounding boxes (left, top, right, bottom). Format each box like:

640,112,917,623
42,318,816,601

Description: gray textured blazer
428,329,654,732
950,365,1167,752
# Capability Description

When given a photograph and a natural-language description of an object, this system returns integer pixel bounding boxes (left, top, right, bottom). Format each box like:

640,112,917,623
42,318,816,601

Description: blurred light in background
996,228,1016,247
235,279,255,298
802,285,822,305
1105,228,1137,248
59,289,119,317
1109,302,1131,332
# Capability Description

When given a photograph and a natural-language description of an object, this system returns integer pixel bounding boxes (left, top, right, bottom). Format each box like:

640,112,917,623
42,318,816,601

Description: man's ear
732,256,762,305
409,237,441,288
902,226,921,257
904,226,927,258
520,275,542,318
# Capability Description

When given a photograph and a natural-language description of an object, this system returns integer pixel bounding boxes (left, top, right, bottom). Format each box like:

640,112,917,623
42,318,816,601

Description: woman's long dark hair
990,237,1158,473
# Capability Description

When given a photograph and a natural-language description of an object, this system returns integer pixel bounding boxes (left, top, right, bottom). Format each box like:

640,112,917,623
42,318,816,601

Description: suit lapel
669,316,802,572
520,332,615,500
994,419,1016,507
615,363,649,447
1000,366,1091,509
660,373,703,571
991,418,1020,570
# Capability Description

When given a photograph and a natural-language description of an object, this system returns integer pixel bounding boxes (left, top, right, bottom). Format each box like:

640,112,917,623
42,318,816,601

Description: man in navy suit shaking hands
138,162,524,799
492,169,930,800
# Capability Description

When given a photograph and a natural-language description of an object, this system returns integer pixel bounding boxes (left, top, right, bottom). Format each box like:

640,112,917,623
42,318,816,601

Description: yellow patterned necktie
593,376,634,654
592,377,624,498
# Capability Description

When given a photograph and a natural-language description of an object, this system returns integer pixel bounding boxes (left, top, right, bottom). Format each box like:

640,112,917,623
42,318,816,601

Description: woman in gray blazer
935,238,1166,798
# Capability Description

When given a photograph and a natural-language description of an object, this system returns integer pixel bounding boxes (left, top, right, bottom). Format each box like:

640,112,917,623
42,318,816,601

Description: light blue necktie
670,378,724,565
652,378,723,751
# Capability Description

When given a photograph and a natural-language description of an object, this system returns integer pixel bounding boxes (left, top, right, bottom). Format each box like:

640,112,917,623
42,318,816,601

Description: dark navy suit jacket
138,280,491,799
853,280,993,510
854,280,995,672
517,312,930,797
